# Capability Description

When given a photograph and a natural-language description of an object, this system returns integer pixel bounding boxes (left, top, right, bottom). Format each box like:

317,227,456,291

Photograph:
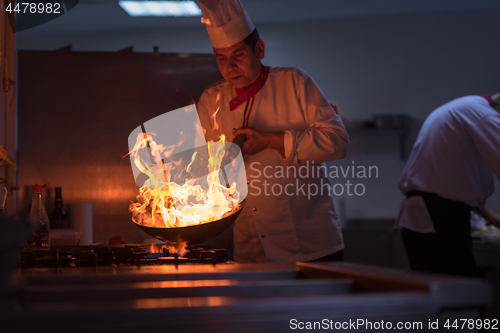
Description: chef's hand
489,212,500,229
233,127,284,156
476,204,500,229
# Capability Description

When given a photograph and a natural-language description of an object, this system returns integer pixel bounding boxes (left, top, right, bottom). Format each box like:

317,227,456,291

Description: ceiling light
119,1,202,17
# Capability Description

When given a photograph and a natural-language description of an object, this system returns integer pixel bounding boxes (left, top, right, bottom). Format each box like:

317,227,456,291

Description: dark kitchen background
1,0,500,267
17,50,223,244
0,1,499,330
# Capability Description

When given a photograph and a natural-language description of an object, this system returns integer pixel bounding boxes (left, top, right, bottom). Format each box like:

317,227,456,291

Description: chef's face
214,39,265,89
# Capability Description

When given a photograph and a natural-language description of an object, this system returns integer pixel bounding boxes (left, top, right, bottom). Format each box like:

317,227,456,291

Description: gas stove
2,248,493,333
20,244,229,268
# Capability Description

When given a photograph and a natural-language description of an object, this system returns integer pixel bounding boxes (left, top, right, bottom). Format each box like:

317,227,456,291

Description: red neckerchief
482,94,496,109
229,65,269,111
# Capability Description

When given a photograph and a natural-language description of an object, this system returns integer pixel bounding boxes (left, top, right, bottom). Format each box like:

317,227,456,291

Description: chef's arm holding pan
234,71,349,163
232,128,284,156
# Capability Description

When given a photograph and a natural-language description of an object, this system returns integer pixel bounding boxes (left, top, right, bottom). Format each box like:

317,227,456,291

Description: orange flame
212,93,221,132
128,127,240,230
150,242,188,257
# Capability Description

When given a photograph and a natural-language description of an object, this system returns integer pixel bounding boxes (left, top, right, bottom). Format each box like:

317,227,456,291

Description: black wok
135,203,244,245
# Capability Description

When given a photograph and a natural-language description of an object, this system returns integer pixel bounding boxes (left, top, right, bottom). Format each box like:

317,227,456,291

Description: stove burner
21,245,228,268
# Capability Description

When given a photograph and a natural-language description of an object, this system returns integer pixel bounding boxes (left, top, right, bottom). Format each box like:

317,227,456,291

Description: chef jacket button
261,235,265,238
247,180,250,184
252,207,257,211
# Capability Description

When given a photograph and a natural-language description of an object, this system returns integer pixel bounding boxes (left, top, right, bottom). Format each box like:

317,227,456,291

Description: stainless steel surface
1,261,492,333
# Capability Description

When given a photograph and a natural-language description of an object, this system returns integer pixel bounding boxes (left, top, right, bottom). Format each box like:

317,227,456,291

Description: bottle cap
34,183,50,191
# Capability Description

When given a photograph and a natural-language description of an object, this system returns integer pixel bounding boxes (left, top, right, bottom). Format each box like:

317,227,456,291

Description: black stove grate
20,245,228,268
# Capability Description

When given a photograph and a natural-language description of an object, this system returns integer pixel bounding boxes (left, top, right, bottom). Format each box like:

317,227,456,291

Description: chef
397,92,500,277
196,0,349,263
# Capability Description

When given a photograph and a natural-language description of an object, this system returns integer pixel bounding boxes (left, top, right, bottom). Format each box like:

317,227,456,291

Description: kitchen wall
0,10,16,215
17,50,223,244
16,9,500,221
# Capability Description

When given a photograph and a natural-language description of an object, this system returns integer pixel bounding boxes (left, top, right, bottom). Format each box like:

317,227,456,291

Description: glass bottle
51,187,68,229
29,183,50,248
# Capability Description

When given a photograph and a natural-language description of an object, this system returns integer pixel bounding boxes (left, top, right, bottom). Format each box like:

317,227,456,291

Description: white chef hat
197,0,255,49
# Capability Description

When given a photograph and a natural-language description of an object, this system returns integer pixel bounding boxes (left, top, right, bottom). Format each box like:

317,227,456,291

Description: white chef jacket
197,66,349,263
397,95,500,233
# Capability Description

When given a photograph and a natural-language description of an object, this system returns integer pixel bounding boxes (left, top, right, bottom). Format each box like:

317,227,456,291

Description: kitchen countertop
0,261,492,333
